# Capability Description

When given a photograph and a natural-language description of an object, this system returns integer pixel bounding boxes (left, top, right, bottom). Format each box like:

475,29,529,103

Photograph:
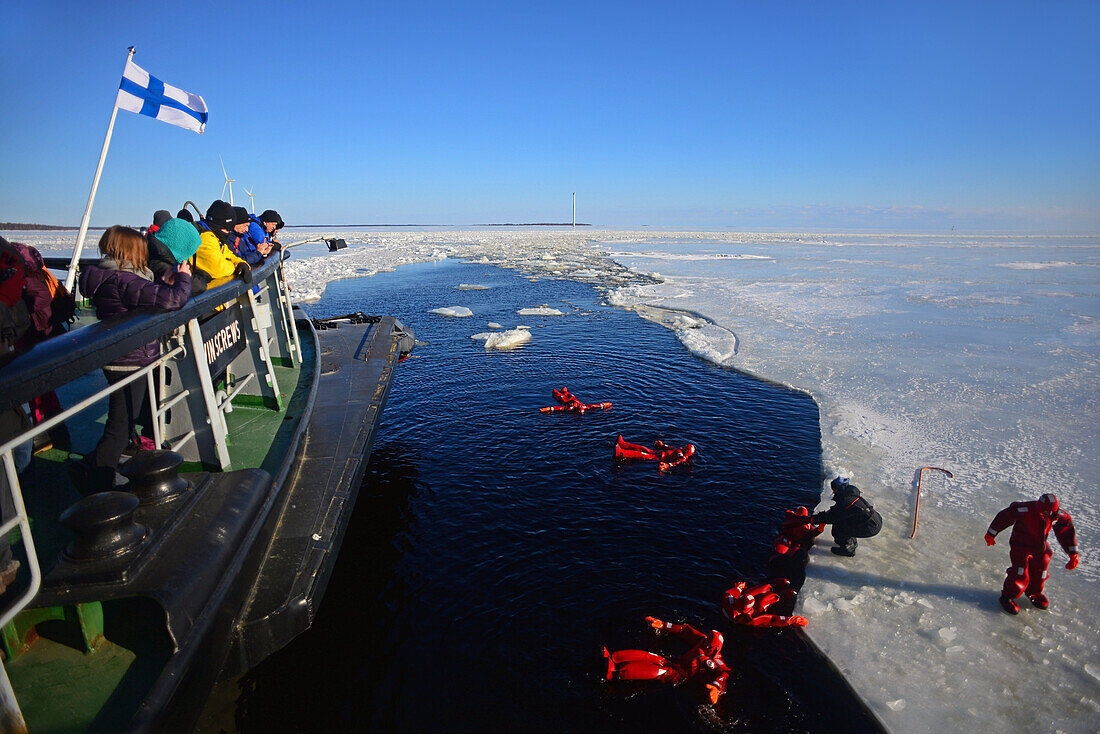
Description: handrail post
185,318,231,469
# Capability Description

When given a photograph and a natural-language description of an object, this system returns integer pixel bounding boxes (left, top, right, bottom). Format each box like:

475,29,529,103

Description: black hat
152,210,172,228
176,208,194,222
205,200,235,232
233,206,250,226
260,209,284,229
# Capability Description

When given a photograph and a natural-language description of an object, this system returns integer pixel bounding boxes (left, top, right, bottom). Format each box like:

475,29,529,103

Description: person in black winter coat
77,226,192,491
811,477,883,556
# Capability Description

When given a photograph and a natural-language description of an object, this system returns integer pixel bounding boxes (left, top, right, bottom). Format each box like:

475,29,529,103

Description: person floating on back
985,492,1079,615
539,386,611,413
603,617,729,704
811,476,882,557
614,435,695,472
721,578,807,628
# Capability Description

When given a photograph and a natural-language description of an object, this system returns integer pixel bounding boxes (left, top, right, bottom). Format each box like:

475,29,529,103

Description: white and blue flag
114,59,208,134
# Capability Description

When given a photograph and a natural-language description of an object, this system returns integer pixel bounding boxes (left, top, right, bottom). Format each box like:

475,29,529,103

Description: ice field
16,227,1100,732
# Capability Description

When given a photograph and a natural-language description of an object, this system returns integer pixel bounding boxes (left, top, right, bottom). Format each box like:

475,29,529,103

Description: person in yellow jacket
190,200,251,295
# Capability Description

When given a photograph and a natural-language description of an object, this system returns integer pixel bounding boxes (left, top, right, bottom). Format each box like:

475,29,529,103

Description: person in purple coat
77,226,192,491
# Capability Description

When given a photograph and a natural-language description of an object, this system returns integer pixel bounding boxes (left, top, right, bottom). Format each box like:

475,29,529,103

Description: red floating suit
539,386,612,413
769,506,825,560
614,435,696,473
986,493,1078,608
603,619,730,704
721,579,807,628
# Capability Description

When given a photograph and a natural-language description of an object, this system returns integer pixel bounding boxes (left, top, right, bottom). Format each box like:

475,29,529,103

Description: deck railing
0,254,301,632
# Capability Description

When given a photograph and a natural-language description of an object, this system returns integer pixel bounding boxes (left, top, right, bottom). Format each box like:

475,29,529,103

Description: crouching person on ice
603,617,730,704
985,492,1079,615
812,476,883,557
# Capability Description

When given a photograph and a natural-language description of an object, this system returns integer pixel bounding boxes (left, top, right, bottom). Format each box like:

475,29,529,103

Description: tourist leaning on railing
245,209,279,259
73,225,192,493
148,217,203,285
230,206,263,266
190,200,252,295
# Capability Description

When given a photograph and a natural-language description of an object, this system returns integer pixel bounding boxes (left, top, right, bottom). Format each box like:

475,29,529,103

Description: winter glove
789,616,808,627
984,532,996,546
645,616,665,630
234,262,252,284
705,683,721,704
1066,554,1079,570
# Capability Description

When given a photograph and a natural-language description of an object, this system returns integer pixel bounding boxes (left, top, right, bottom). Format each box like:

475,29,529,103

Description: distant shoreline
1,223,592,231
284,223,592,228
0,223,96,231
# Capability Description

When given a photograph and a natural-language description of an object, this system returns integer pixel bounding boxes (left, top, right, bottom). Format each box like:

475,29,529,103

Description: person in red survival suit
603,617,730,704
539,387,612,413
770,507,825,560
614,435,696,472
985,492,1079,615
721,579,808,628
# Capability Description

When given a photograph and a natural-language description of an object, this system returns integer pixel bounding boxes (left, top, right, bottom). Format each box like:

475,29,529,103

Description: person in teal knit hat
147,218,201,285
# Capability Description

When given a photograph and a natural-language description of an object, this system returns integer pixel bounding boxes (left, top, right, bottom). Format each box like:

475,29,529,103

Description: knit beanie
152,210,172,228
205,200,235,232
176,208,194,222
154,218,202,264
233,206,250,225
260,209,284,229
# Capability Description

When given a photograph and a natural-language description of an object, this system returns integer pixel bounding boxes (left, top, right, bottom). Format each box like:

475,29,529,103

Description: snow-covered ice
430,306,473,317
16,227,1099,732
471,328,532,350
517,306,564,316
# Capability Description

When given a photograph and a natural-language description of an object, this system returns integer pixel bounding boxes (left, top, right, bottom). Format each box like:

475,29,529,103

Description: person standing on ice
985,492,1079,615
811,476,882,557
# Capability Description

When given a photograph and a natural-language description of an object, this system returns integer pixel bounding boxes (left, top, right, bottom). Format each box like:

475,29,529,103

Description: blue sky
2,1,1097,232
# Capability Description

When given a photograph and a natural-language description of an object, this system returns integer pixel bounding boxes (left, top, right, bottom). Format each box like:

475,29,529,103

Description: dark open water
218,259,880,733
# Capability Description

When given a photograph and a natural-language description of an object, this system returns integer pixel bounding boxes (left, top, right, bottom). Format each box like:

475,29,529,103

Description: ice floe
430,306,473,317
471,328,532,350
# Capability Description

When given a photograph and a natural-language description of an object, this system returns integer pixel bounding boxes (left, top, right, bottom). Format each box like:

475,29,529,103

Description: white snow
19,226,1098,732
487,322,503,330
456,283,490,290
430,306,473,317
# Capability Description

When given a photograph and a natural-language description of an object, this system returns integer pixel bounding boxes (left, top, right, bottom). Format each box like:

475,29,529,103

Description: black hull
122,316,404,733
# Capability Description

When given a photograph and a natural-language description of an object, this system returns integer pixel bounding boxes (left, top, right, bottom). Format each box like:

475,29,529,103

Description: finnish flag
115,59,208,134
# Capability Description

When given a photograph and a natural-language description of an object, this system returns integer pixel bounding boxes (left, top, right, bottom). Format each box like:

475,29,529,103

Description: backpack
10,241,76,340
0,240,30,356
41,267,76,332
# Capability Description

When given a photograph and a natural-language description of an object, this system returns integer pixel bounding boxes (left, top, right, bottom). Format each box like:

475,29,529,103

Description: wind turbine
220,156,236,205
243,186,256,214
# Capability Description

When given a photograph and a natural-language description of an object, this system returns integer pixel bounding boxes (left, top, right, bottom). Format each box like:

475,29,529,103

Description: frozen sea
13,227,1100,732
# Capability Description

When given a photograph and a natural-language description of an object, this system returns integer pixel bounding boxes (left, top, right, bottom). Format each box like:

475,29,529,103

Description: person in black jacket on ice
812,476,883,556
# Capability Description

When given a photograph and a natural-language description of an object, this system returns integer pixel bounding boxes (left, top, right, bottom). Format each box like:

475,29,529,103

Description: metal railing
0,255,301,629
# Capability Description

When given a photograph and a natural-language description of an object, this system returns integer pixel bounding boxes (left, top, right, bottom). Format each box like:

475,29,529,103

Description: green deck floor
223,356,311,475
5,336,316,732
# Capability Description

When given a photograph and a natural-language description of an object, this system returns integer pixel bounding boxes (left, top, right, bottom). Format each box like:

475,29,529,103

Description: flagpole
65,46,136,293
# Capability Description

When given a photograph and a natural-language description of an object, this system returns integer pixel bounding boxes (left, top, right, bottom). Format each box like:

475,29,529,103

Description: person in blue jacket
230,207,263,266
256,210,284,252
